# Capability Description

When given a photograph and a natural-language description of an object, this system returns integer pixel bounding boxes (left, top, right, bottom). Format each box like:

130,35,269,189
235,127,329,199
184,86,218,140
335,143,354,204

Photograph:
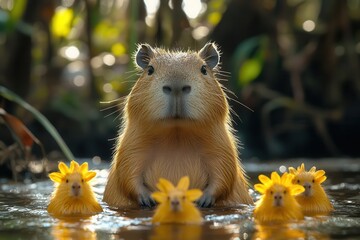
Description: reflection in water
254,223,331,239
253,223,305,239
51,216,97,240
150,224,202,240
253,222,331,240
304,211,331,218
115,222,245,240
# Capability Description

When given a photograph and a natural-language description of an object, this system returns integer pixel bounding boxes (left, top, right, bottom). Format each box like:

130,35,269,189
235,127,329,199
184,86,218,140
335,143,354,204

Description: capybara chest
143,143,208,191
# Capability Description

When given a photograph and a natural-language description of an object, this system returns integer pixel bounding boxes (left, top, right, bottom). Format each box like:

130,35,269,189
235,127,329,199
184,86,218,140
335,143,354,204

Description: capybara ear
135,43,155,69
198,42,220,69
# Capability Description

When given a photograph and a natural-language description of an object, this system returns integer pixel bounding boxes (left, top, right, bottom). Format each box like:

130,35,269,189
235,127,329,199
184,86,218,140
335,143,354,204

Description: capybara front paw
197,191,215,208
138,192,156,207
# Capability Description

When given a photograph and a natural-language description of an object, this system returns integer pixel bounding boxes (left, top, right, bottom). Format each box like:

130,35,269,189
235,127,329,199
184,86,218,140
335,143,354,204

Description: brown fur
103,43,253,208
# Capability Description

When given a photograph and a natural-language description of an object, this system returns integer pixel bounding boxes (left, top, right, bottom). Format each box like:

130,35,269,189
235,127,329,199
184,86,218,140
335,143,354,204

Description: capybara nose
274,193,283,207
163,85,191,95
72,183,81,196
171,199,181,211
303,182,312,196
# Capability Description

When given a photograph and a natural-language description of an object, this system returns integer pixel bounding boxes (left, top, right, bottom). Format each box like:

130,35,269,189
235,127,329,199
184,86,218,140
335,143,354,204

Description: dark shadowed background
1,0,359,179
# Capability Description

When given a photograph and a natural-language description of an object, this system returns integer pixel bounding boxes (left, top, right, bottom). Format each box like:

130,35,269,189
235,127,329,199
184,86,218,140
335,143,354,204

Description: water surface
0,159,359,239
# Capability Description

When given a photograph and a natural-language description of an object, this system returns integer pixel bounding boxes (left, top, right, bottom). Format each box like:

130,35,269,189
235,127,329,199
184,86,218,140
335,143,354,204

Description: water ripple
0,166,359,239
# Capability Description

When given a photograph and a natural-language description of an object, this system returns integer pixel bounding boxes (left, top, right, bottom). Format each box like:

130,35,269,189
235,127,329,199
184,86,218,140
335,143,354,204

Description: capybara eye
312,179,315,183
297,179,300,183
148,65,154,75
66,179,69,183
201,65,207,75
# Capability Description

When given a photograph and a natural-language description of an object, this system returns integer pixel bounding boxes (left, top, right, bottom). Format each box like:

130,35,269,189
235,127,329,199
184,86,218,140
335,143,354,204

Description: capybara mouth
167,113,191,120
172,114,183,119
162,112,188,120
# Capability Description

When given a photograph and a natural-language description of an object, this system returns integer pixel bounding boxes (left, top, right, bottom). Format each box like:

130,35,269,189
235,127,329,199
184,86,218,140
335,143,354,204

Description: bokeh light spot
192,26,209,40
144,0,160,15
92,156,101,165
111,43,126,56
91,56,103,69
65,46,80,60
51,7,73,37
103,83,113,93
73,75,85,87
182,0,202,19
279,165,287,173
103,54,116,66
208,12,222,25
302,20,315,32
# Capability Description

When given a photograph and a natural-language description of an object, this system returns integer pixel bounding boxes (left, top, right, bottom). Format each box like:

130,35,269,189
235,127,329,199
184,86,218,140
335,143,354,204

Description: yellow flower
254,172,305,223
49,160,96,184
288,163,333,214
288,163,327,184
254,172,305,196
48,160,102,216
152,176,203,224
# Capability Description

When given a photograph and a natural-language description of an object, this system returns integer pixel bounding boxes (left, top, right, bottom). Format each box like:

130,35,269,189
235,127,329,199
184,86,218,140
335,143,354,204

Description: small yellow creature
48,160,103,216
151,176,203,224
289,163,333,214
253,172,305,223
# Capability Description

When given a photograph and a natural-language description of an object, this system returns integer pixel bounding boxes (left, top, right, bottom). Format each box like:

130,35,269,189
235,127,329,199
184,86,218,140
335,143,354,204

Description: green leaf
238,59,262,85
231,35,268,86
7,0,27,32
9,0,27,23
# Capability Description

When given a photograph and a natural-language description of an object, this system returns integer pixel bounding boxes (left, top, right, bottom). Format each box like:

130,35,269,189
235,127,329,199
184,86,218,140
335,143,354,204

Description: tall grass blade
0,86,75,161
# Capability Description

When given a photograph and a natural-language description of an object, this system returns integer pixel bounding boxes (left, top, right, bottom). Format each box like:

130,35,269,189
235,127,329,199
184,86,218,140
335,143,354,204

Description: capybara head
126,43,229,126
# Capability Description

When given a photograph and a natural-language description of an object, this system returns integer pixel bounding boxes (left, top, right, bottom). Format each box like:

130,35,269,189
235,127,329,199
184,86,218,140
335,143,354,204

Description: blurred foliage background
1,0,360,172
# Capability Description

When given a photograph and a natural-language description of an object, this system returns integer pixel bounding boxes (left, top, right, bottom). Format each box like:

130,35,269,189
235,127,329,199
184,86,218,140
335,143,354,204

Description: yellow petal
80,162,89,174
288,167,296,175
271,172,281,183
316,175,327,184
185,189,202,201
254,184,266,194
158,178,175,193
49,172,63,183
309,166,316,173
151,192,168,203
258,174,271,185
314,170,325,178
72,160,81,173
291,185,305,195
299,163,305,172
69,161,76,172
177,176,190,191
281,172,293,186
156,182,167,193
74,160,80,168
84,171,96,182
58,162,69,174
